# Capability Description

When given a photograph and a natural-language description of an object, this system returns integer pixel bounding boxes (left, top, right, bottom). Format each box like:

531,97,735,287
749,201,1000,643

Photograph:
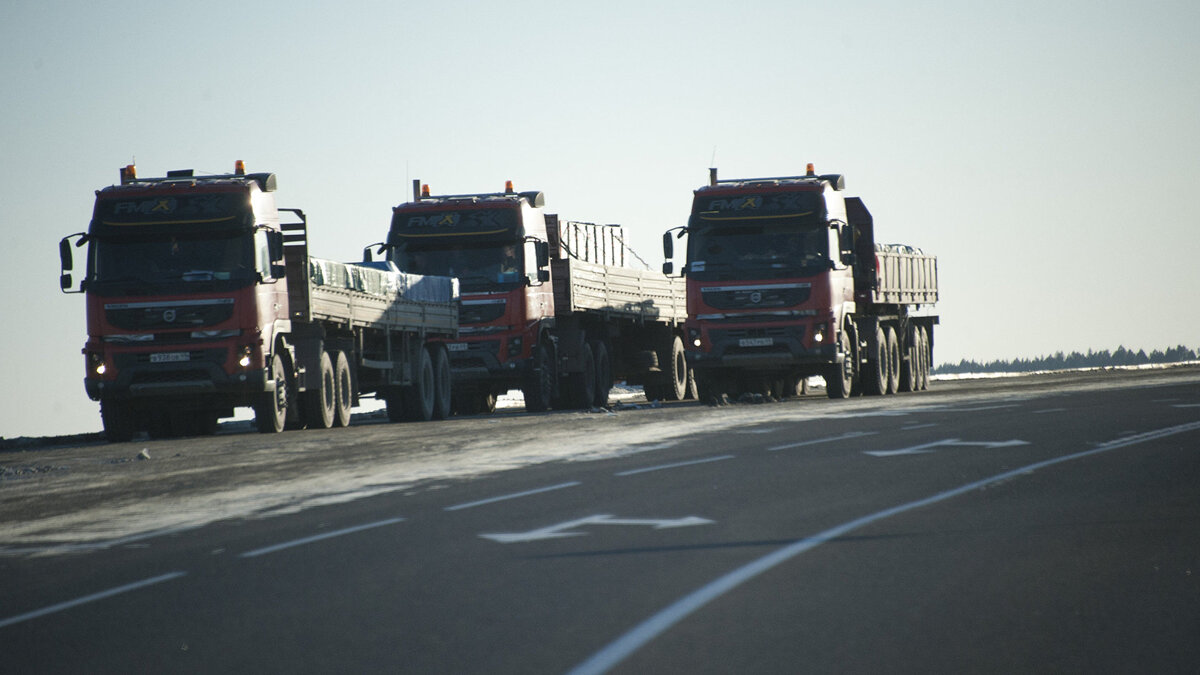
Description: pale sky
3,1,1198,438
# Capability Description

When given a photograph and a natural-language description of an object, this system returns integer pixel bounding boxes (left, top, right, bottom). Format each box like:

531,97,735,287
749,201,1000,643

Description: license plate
150,352,190,363
447,343,469,352
738,337,774,347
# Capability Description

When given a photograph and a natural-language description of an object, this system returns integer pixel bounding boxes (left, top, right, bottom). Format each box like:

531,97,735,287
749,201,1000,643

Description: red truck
373,180,693,414
59,162,458,441
663,165,938,400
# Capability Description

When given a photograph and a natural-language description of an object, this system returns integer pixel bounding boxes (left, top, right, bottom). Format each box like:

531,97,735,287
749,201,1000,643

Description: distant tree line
934,345,1199,375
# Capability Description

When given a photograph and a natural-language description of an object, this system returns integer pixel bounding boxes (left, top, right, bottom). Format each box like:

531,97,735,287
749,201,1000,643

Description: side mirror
60,273,73,291
662,261,674,275
267,230,285,263
538,269,550,283
59,238,74,271
536,241,550,268
662,231,674,260
270,263,287,279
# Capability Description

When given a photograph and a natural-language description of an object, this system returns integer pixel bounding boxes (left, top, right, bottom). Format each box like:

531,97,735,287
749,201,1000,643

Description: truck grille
105,299,234,330
459,302,506,325
700,284,810,309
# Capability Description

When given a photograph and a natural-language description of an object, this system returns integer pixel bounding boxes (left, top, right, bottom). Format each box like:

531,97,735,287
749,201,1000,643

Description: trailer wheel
863,325,887,396
591,340,612,408
522,343,555,412
303,351,337,429
899,325,918,393
885,326,901,395
565,341,596,409
695,370,726,404
665,336,689,401
918,326,931,390
826,330,855,399
100,399,135,443
429,344,452,420
403,346,436,422
255,352,289,433
333,351,353,427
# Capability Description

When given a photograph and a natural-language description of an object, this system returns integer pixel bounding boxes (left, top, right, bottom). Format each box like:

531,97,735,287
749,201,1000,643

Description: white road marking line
567,419,1200,675
239,517,406,558
864,439,1029,457
767,431,877,452
900,423,939,430
443,482,582,512
1033,408,1067,414
480,515,714,543
0,571,187,629
1172,404,1200,408
615,455,736,476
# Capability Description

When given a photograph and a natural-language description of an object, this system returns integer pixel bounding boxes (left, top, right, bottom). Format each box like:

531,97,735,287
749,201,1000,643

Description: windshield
687,221,829,281
89,232,256,294
392,242,522,292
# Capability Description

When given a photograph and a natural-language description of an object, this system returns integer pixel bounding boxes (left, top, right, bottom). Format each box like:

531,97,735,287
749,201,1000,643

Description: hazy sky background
3,1,1198,438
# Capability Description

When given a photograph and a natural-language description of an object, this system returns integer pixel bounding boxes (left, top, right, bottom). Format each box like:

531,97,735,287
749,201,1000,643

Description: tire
885,325,901,395
333,351,353,427
591,340,612,408
665,336,688,401
430,344,452,420
685,364,699,400
566,341,596,409
254,352,289,433
899,325,918,393
196,411,219,436
101,399,135,442
825,329,855,399
918,326,931,390
303,351,336,429
522,342,555,412
695,370,725,404
863,324,887,396
404,346,436,422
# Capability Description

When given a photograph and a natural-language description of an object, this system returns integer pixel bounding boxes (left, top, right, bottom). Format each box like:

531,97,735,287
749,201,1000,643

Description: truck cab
59,163,289,437
669,166,857,395
385,181,553,413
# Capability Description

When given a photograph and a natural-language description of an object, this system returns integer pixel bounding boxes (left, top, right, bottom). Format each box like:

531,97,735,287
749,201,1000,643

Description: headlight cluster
87,351,106,376
507,336,523,357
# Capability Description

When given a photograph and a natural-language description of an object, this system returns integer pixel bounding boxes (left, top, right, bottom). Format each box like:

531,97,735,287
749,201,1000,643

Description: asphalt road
3,367,1199,673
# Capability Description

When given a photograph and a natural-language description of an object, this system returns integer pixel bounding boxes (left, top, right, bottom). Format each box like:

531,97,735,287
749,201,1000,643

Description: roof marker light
806,163,815,176
120,164,136,183
421,184,431,198
235,160,245,175
505,180,515,194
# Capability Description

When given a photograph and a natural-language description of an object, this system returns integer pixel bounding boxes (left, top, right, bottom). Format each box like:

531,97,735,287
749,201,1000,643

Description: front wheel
825,330,856,399
522,343,555,412
101,399,135,443
255,352,289,433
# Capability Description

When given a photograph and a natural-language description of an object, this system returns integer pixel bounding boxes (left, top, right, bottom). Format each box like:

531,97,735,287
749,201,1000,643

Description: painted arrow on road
864,438,1029,457
480,514,714,544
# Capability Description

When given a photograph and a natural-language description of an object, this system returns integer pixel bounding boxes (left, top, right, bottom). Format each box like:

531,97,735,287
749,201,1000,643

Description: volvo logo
162,309,177,323
749,291,762,304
